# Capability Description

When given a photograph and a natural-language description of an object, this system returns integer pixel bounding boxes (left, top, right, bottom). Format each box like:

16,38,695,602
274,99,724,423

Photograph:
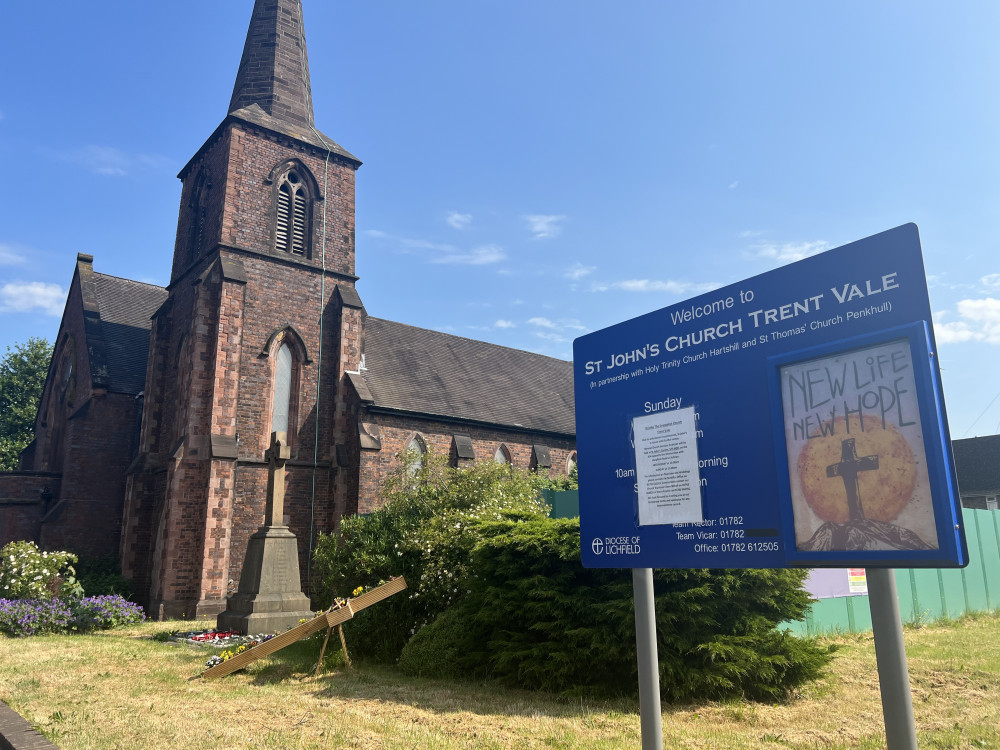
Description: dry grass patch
0,612,998,749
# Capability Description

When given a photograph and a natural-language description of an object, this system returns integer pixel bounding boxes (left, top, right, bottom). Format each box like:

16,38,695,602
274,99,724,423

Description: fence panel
796,508,1000,635
542,491,997,635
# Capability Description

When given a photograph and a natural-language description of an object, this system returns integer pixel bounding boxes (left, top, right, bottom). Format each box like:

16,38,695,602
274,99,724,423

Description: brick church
0,0,576,619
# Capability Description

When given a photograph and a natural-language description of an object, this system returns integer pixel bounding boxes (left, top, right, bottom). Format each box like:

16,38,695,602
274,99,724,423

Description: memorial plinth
217,432,313,634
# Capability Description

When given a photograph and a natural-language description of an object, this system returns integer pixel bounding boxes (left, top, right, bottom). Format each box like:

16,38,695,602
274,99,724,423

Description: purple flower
0,595,144,637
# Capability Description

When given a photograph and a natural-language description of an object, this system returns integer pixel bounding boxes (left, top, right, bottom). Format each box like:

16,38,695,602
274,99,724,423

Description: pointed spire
229,0,315,129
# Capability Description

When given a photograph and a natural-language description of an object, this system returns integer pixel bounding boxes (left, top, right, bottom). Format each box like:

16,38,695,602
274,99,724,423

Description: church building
0,0,576,619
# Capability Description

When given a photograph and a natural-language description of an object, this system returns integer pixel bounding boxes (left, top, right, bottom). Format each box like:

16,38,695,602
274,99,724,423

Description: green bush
311,454,551,661
0,541,81,600
399,518,831,701
397,605,472,680
74,556,134,599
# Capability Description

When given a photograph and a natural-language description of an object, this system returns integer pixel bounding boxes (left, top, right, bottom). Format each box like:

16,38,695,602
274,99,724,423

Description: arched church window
188,169,211,264
406,435,427,474
272,342,293,433
567,451,578,476
494,444,512,465
263,327,308,452
275,170,310,257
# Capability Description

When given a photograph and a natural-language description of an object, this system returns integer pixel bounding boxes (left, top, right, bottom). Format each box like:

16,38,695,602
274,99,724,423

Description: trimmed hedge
399,518,831,701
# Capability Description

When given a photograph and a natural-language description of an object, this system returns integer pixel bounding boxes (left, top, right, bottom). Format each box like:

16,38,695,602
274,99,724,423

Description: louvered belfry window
275,170,308,256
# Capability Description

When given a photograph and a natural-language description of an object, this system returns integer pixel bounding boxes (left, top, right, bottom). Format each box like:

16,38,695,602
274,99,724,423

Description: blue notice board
573,224,968,570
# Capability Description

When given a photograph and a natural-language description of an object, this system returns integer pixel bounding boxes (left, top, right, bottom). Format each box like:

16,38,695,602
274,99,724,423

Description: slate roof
356,317,576,436
91,274,167,395
953,435,1000,494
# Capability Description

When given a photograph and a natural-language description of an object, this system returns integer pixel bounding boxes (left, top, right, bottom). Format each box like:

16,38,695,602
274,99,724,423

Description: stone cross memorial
264,431,290,526
217,431,314,635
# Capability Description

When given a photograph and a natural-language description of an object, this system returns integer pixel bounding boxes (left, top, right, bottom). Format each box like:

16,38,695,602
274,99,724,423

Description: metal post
866,567,918,750
632,568,663,750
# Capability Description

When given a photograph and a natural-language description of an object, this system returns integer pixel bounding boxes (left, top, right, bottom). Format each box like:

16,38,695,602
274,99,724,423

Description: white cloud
446,211,472,230
925,273,945,288
980,273,1000,290
565,263,596,281
401,238,457,252
935,298,1000,345
0,243,27,266
46,145,169,177
935,320,980,344
957,298,1000,344
528,316,586,334
740,230,764,239
430,244,506,265
494,319,515,329
0,281,66,316
524,214,566,239
365,229,502,264
533,331,568,343
592,278,718,295
728,180,739,189
753,240,830,264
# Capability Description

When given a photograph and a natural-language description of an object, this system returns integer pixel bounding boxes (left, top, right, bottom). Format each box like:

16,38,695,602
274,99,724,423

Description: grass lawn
1,611,998,749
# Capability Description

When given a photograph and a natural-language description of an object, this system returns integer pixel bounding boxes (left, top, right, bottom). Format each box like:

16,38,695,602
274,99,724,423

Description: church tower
120,0,364,619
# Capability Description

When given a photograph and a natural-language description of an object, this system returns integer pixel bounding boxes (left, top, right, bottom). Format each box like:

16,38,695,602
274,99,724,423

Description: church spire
229,0,315,129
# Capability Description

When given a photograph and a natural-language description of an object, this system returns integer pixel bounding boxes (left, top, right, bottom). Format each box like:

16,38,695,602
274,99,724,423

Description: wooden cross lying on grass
200,577,407,679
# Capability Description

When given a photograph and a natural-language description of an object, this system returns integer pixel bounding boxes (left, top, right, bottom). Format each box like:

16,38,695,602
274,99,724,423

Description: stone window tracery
275,170,310,257
406,434,428,476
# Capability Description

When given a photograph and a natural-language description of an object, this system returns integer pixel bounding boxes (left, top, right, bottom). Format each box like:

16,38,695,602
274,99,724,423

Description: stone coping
0,700,58,750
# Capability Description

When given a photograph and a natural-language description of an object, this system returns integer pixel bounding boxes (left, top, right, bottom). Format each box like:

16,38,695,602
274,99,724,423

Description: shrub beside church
313,459,831,701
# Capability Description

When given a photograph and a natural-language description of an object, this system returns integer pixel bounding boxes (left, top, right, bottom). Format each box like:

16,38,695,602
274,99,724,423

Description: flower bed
0,595,144,637
164,629,278,667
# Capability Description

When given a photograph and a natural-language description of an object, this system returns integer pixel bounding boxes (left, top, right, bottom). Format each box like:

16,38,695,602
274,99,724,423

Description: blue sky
1,1,999,439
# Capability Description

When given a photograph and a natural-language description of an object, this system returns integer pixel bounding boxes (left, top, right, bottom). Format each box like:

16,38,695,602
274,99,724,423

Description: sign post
632,568,663,750
573,225,967,748
867,568,918,750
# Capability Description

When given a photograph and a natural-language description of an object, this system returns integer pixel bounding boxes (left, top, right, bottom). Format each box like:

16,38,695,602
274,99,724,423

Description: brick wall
219,122,357,278
355,408,576,515
40,393,141,558
0,473,61,547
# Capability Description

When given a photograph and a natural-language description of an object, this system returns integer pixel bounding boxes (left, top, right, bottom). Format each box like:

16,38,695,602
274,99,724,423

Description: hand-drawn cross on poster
573,224,967,750
829,438,879,521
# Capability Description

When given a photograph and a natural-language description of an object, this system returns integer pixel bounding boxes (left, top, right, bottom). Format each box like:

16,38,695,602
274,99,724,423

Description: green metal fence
542,489,580,519
785,507,1000,636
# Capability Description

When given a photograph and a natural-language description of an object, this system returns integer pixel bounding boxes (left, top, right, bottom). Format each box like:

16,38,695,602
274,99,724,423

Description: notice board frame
766,322,966,568
573,223,968,571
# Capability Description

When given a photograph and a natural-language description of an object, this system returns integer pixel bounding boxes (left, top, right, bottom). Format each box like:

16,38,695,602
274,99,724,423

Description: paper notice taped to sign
633,407,703,525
